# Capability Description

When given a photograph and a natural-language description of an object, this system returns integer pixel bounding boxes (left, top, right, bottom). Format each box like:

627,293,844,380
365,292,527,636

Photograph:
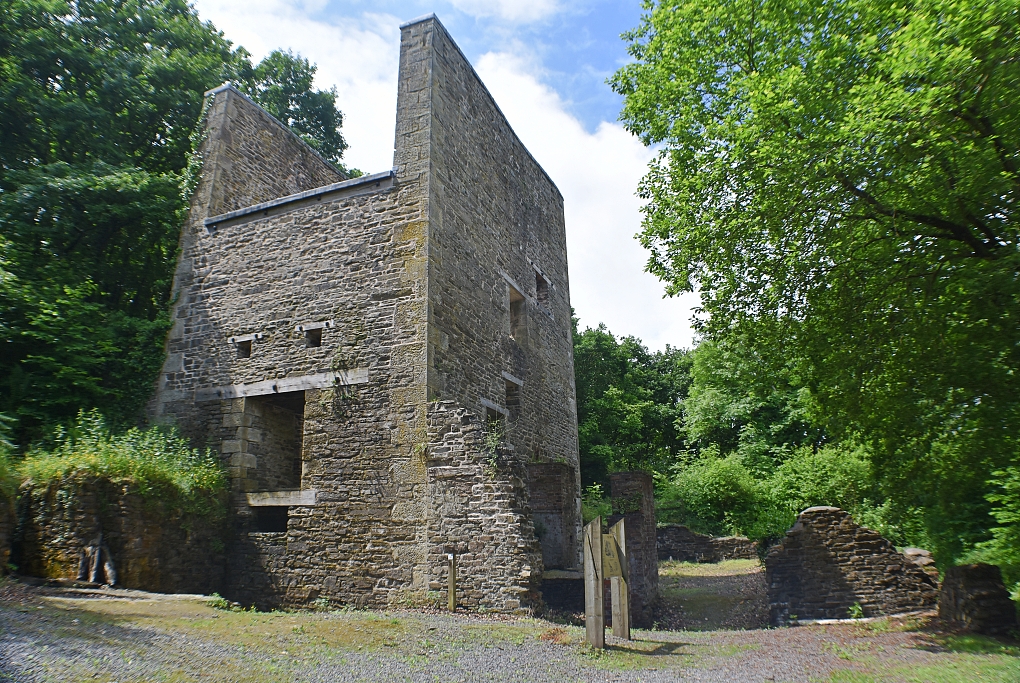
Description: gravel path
2,577,1018,683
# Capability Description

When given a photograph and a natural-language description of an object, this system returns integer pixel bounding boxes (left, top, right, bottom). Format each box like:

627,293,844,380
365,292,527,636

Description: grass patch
830,656,1020,683
18,411,226,517
933,634,1020,656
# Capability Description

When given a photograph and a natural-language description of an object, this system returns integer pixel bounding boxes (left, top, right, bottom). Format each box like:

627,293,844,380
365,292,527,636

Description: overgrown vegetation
0,0,355,447
18,411,226,517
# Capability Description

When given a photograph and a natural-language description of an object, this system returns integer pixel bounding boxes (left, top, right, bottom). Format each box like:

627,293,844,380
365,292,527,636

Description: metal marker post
447,552,457,611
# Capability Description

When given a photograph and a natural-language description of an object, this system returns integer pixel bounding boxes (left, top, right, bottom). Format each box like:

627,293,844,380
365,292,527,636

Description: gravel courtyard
1,566,1018,683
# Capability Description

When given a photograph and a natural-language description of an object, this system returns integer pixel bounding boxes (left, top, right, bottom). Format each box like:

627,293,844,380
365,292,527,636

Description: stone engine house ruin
150,15,582,611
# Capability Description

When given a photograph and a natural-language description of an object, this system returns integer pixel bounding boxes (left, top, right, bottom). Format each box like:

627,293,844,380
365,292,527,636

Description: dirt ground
654,559,769,631
2,563,1018,683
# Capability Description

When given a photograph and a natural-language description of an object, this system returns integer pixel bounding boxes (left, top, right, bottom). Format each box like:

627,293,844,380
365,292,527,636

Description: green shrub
582,483,612,524
656,447,782,537
767,443,875,517
18,410,226,518
0,413,17,500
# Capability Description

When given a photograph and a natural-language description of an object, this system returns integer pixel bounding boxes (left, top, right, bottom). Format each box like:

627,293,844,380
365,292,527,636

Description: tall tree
0,0,353,445
611,0,1020,562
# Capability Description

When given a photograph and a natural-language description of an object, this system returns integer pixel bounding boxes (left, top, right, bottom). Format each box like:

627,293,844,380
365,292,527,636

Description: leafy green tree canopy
0,0,353,445
612,0,1020,564
573,320,691,486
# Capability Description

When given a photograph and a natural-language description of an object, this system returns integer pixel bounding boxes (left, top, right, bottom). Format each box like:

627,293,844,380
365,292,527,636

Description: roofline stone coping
399,12,438,28
203,169,397,227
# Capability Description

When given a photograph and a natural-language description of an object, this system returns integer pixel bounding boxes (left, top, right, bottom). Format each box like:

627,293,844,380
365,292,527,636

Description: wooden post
447,552,457,611
610,519,630,640
583,517,604,648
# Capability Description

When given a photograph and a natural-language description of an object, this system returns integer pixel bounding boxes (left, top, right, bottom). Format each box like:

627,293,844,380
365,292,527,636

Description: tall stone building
150,15,582,611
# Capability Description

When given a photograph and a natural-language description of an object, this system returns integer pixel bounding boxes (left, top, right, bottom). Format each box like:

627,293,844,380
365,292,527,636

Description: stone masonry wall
527,462,577,570
411,16,582,585
766,507,938,624
13,475,226,593
201,86,346,218
426,401,542,611
939,564,1019,636
657,525,758,563
148,15,580,612
151,77,432,608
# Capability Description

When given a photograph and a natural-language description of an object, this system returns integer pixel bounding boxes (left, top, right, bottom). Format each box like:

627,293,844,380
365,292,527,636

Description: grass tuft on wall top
18,410,226,517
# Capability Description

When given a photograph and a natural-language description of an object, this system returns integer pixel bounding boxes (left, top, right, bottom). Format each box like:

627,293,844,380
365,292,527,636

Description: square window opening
305,328,323,348
246,391,305,490
236,340,252,359
509,286,525,339
536,273,549,305
255,506,289,533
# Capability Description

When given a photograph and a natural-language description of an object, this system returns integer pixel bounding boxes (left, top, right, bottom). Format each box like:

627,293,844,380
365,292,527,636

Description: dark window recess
305,328,323,348
236,340,252,359
255,506,289,533
509,286,525,339
505,380,521,421
536,273,549,305
247,391,305,490
485,406,504,428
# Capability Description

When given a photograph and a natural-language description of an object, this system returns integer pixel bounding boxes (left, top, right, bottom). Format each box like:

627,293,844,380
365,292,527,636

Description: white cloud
474,52,697,349
194,0,400,173
191,1,697,349
447,0,560,22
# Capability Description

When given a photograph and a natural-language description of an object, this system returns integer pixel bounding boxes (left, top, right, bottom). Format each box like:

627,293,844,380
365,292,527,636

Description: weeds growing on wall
18,410,226,518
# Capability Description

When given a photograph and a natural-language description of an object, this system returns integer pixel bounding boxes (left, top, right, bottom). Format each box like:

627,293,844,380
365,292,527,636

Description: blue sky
192,0,699,350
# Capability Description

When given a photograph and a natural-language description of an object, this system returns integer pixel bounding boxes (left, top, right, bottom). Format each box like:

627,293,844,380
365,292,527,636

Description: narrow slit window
505,380,520,421
305,328,323,348
535,272,549,305
509,285,525,339
236,340,252,359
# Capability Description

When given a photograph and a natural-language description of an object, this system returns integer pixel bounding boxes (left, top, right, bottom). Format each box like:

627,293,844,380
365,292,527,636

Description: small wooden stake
447,552,457,612
610,519,630,640
583,517,604,648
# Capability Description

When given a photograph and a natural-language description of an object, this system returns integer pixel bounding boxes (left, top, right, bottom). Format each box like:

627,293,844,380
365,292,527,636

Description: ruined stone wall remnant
766,507,938,624
608,472,658,628
939,564,1018,636
657,525,758,563
144,14,580,611
13,475,226,593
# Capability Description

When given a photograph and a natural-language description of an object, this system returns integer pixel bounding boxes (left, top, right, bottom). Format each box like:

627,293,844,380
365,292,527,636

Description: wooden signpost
583,517,630,647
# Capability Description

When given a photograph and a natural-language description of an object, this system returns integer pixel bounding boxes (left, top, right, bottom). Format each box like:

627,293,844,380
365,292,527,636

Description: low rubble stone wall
657,524,758,563
13,474,226,594
939,564,1018,636
766,507,938,624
